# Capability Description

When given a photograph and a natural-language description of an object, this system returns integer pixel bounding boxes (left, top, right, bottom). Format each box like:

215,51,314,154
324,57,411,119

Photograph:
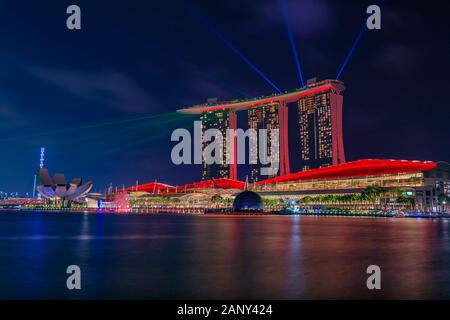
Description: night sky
0,0,449,195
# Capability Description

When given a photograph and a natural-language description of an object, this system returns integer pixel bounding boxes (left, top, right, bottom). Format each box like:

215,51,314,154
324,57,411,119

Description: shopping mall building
251,159,450,211
128,79,450,213
124,159,449,213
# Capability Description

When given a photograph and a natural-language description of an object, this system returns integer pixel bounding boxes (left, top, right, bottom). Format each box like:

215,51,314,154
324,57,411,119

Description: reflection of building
200,110,237,180
298,79,345,171
36,168,93,204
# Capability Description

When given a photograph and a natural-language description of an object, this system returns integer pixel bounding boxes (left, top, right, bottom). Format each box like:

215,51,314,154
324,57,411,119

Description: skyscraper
178,79,344,180
248,103,280,182
200,110,237,180
32,147,45,199
297,80,345,171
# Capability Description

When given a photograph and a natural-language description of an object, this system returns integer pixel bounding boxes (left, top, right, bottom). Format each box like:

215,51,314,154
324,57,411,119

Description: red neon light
159,178,245,194
124,159,437,193
179,84,338,114
278,102,290,175
256,159,437,185
330,93,345,165
229,111,237,180
123,182,172,193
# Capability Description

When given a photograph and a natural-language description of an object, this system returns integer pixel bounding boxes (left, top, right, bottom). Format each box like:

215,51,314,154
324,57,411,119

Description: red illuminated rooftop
256,159,437,185
126,159,437,193
162,178,245,194
124,181,173,193
177,79,345,114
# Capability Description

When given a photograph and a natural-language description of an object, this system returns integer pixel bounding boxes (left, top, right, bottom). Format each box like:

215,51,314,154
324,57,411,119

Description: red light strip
178,84,337,114
123,159,437,192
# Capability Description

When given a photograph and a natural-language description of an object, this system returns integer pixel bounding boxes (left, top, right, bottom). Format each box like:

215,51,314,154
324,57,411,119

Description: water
0,211,450,299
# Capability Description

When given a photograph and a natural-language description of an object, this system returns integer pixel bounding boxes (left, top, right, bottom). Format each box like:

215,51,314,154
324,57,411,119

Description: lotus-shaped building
36,168,93,202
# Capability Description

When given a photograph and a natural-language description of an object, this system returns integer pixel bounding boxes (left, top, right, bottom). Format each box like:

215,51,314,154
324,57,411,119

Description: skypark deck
177,79,345,114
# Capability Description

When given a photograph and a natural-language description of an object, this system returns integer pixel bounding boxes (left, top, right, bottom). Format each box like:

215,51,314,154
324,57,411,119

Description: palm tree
211,194,223,204
361,185,384,201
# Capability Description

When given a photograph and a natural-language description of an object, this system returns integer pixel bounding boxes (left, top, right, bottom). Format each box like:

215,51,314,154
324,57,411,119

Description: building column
330,92,345,165
279,102,290,176
229,111,237,180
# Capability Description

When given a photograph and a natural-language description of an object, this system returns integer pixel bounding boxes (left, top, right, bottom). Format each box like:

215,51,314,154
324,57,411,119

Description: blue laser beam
140,47,254,99
278,0,305,88
336,23,366,80
179,0,283,93
183,62,254,98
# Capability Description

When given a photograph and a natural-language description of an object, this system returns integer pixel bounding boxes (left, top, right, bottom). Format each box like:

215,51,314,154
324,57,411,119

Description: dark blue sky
0,0,449,194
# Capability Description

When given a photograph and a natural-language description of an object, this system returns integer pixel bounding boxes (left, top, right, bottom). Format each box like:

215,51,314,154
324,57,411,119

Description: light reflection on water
0,211,449,299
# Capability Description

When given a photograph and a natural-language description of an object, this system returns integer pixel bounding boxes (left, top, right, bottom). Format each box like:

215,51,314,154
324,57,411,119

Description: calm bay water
0,211,450,299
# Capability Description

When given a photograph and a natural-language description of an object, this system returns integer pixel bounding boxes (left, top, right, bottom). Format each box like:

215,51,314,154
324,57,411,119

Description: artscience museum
36,168,93,205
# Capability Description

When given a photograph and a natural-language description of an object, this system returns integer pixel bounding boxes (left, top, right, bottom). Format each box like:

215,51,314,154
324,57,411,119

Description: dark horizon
1,0,449,194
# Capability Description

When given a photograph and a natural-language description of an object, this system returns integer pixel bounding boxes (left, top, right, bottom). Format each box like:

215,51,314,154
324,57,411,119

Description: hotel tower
178,79,345,181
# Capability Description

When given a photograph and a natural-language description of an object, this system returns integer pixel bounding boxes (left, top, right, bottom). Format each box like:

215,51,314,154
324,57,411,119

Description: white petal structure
36,168,93,201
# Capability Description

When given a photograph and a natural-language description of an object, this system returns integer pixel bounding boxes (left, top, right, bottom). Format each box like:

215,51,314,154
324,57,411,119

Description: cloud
179,61,253,98
373,44,419,75
27,67,159,113
187,77,237,101
253,0,335,38
0,102,29,130
382,7,422,30
0,104,19,118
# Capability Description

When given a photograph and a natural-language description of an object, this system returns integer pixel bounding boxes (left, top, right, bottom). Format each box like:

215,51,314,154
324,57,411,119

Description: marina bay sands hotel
178,78,345,182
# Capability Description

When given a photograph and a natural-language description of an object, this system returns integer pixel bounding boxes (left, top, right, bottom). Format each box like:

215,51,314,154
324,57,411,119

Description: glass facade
200,110,231,180
298,88,344,171
299,92,332,170
252,172,426,193
191,79,345,181
248,103,279,182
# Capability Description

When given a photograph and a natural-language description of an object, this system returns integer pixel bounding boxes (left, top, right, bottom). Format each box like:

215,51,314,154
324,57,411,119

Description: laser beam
183,62,254,98
144,48,254,99
179,0,283,93
278,0,305,88
1,112,191,142
50,113,194,147
336,23,366,80
99,116,193,155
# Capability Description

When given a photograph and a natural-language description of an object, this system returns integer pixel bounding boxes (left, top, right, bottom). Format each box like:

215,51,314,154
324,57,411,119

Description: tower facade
178,79,344,180
33,147,45,199
297,81,345,171
200,110,237,180
248,103,280,182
